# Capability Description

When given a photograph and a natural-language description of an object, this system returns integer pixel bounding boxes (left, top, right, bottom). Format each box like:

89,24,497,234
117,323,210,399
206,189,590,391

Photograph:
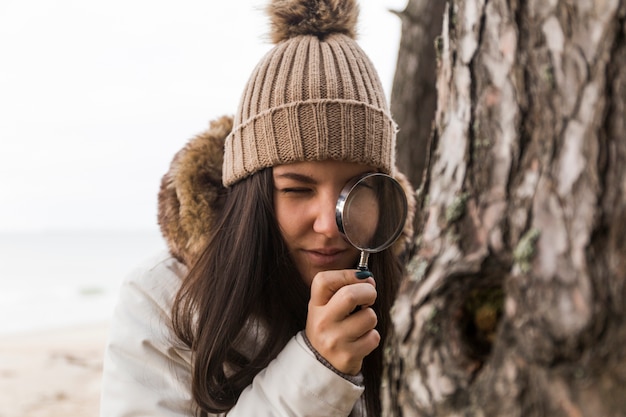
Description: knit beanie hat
222,0,397,187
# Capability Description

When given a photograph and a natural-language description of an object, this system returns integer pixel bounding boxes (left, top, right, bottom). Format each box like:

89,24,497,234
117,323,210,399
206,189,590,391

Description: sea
0,229,167,335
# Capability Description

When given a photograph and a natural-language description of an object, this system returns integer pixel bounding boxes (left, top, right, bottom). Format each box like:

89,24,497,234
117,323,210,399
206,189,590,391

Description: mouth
302,247,352,267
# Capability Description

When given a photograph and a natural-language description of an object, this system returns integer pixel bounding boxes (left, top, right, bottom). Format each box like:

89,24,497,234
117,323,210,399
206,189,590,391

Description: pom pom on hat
267,0,359,43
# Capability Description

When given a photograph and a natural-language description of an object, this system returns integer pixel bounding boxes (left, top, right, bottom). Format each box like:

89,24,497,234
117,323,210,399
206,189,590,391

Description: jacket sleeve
100,252,195,417
100,252,364,417
229,332,364,417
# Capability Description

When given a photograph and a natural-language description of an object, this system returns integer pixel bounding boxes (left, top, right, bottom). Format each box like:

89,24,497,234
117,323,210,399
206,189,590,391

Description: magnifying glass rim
335,172,408,253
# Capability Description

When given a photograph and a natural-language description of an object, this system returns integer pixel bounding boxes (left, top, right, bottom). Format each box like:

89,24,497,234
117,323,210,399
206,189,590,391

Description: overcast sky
0,0,406,232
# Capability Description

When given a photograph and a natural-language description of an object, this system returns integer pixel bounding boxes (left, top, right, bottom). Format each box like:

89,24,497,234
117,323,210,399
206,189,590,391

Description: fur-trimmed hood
158,116,416,267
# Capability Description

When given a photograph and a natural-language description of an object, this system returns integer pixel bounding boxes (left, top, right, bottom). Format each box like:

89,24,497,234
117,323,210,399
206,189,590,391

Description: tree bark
384,1,626,416
391,0,446,193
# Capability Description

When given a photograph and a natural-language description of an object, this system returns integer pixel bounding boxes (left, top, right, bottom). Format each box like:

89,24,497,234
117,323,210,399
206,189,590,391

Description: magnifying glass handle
356,251,373,279
358,251,370,270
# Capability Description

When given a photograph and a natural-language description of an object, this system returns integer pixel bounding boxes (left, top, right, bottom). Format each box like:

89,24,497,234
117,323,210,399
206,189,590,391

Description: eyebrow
273,172,318,185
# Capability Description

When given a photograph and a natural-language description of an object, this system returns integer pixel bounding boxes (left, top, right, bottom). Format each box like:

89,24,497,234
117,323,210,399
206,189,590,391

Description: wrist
301,332,364,386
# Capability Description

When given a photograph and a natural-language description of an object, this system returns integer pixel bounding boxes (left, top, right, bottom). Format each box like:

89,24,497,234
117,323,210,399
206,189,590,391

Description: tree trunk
391,0,446,192
384,1,626,416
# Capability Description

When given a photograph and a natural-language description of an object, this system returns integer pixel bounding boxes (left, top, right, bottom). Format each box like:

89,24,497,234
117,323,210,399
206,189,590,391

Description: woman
100,0,415,416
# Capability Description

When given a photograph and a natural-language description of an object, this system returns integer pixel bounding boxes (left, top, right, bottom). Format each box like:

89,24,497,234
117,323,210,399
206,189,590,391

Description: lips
303,247,351,267
309,248,345,256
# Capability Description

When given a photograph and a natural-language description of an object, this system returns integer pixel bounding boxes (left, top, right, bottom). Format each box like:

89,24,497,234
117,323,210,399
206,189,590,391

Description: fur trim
157,114,415,266
267,0,359,43
157,115,232,266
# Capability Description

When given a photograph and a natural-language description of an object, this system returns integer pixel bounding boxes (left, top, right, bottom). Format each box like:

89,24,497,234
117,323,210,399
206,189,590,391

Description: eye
279,187,313,194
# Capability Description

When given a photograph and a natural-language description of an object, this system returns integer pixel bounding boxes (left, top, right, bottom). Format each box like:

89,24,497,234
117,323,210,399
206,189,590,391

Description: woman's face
273,160,374,286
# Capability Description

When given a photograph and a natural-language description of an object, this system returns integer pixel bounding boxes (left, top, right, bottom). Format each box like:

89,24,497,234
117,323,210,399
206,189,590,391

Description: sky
0,0,406,232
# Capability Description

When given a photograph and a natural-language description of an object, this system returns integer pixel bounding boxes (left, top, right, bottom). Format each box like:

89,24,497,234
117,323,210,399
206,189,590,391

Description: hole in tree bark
439,260,507,370
459,285,504,360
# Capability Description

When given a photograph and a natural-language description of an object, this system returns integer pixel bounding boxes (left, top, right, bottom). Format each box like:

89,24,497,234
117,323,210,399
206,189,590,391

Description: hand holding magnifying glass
335,173,408,277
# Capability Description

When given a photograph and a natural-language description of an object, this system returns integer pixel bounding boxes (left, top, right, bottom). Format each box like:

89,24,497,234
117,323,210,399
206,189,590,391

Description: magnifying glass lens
338,173,408,254
342,180,380,250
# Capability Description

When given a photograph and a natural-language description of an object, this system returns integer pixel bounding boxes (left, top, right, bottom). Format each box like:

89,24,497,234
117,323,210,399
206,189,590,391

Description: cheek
274,199,303,243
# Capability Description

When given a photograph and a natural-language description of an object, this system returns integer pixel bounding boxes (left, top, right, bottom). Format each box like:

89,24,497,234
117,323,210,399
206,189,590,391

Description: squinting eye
280,188,312,194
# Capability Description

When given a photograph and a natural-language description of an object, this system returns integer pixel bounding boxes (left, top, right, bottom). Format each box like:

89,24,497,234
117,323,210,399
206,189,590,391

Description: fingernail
356,270,373,279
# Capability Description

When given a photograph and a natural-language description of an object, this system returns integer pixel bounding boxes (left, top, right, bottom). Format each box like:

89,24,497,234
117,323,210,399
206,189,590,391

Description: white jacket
100,251,365,417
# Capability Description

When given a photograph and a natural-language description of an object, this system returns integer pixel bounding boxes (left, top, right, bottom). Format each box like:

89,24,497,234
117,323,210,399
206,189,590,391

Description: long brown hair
172,167,403,416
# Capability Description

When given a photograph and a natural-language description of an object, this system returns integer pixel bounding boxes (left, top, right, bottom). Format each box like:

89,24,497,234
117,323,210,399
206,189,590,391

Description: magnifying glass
335,173,408,273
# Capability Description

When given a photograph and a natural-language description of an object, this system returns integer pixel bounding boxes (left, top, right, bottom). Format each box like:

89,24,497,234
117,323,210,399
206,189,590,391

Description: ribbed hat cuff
222,99,396,187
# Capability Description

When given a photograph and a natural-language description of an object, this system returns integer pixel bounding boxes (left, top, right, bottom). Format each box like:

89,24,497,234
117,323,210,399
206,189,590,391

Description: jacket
100,116,416,416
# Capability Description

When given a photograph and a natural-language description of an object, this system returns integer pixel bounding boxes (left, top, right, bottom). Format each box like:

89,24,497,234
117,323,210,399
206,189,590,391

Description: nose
312,194,341,238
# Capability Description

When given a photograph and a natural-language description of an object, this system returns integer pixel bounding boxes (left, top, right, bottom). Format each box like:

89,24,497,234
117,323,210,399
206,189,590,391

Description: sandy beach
0,322,109,417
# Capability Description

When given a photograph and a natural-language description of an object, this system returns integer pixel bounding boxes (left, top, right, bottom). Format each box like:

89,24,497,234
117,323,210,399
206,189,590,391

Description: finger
307,306,377,347
306,307,381,375
325,282,377,318
309,270,375,306
336,306,379,340
347,328,381,361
